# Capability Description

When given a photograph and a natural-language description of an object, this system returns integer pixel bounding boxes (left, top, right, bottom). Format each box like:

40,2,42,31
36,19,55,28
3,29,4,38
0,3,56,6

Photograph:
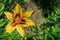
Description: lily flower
4,4,35,37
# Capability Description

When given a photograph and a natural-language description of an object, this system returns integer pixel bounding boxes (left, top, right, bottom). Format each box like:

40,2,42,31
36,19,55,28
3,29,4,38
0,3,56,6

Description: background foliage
0,0,60,40
35,0,60,40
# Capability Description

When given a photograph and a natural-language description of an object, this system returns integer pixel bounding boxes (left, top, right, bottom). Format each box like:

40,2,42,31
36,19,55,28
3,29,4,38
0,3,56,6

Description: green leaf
3,0,7,3
0,11,3,16
0,3,4,12
0,19,8,28
0,19,4,22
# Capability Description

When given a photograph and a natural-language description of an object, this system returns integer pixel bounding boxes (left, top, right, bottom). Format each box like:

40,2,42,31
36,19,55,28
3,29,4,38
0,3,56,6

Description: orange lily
4,4,35,37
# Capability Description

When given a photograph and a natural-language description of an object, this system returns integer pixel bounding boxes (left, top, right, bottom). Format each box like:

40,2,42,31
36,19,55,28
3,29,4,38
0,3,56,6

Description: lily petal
16,24,24,37
14,4,22,18
23,11,33,18
4,12,13,21
5,22,16,33
22,19,35,27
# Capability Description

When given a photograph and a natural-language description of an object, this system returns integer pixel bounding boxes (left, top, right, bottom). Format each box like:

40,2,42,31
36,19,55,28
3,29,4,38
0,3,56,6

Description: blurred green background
0,0,60,40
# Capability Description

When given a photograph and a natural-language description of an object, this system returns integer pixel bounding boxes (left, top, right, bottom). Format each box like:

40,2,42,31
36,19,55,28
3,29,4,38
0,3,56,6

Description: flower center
15,14,21,23
11,14,26,26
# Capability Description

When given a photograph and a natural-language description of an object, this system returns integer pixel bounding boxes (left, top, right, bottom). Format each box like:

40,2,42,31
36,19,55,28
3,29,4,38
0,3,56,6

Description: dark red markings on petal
20,19,26,24
20,22,25,24
15,14,20,18
21,19,26,22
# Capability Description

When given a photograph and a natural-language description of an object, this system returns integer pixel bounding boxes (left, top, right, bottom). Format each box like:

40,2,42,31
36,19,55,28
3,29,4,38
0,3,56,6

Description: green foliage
43,8,60,40
0,3,4,12
34,0,60,40
0,0,13,39
35,0,60,17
